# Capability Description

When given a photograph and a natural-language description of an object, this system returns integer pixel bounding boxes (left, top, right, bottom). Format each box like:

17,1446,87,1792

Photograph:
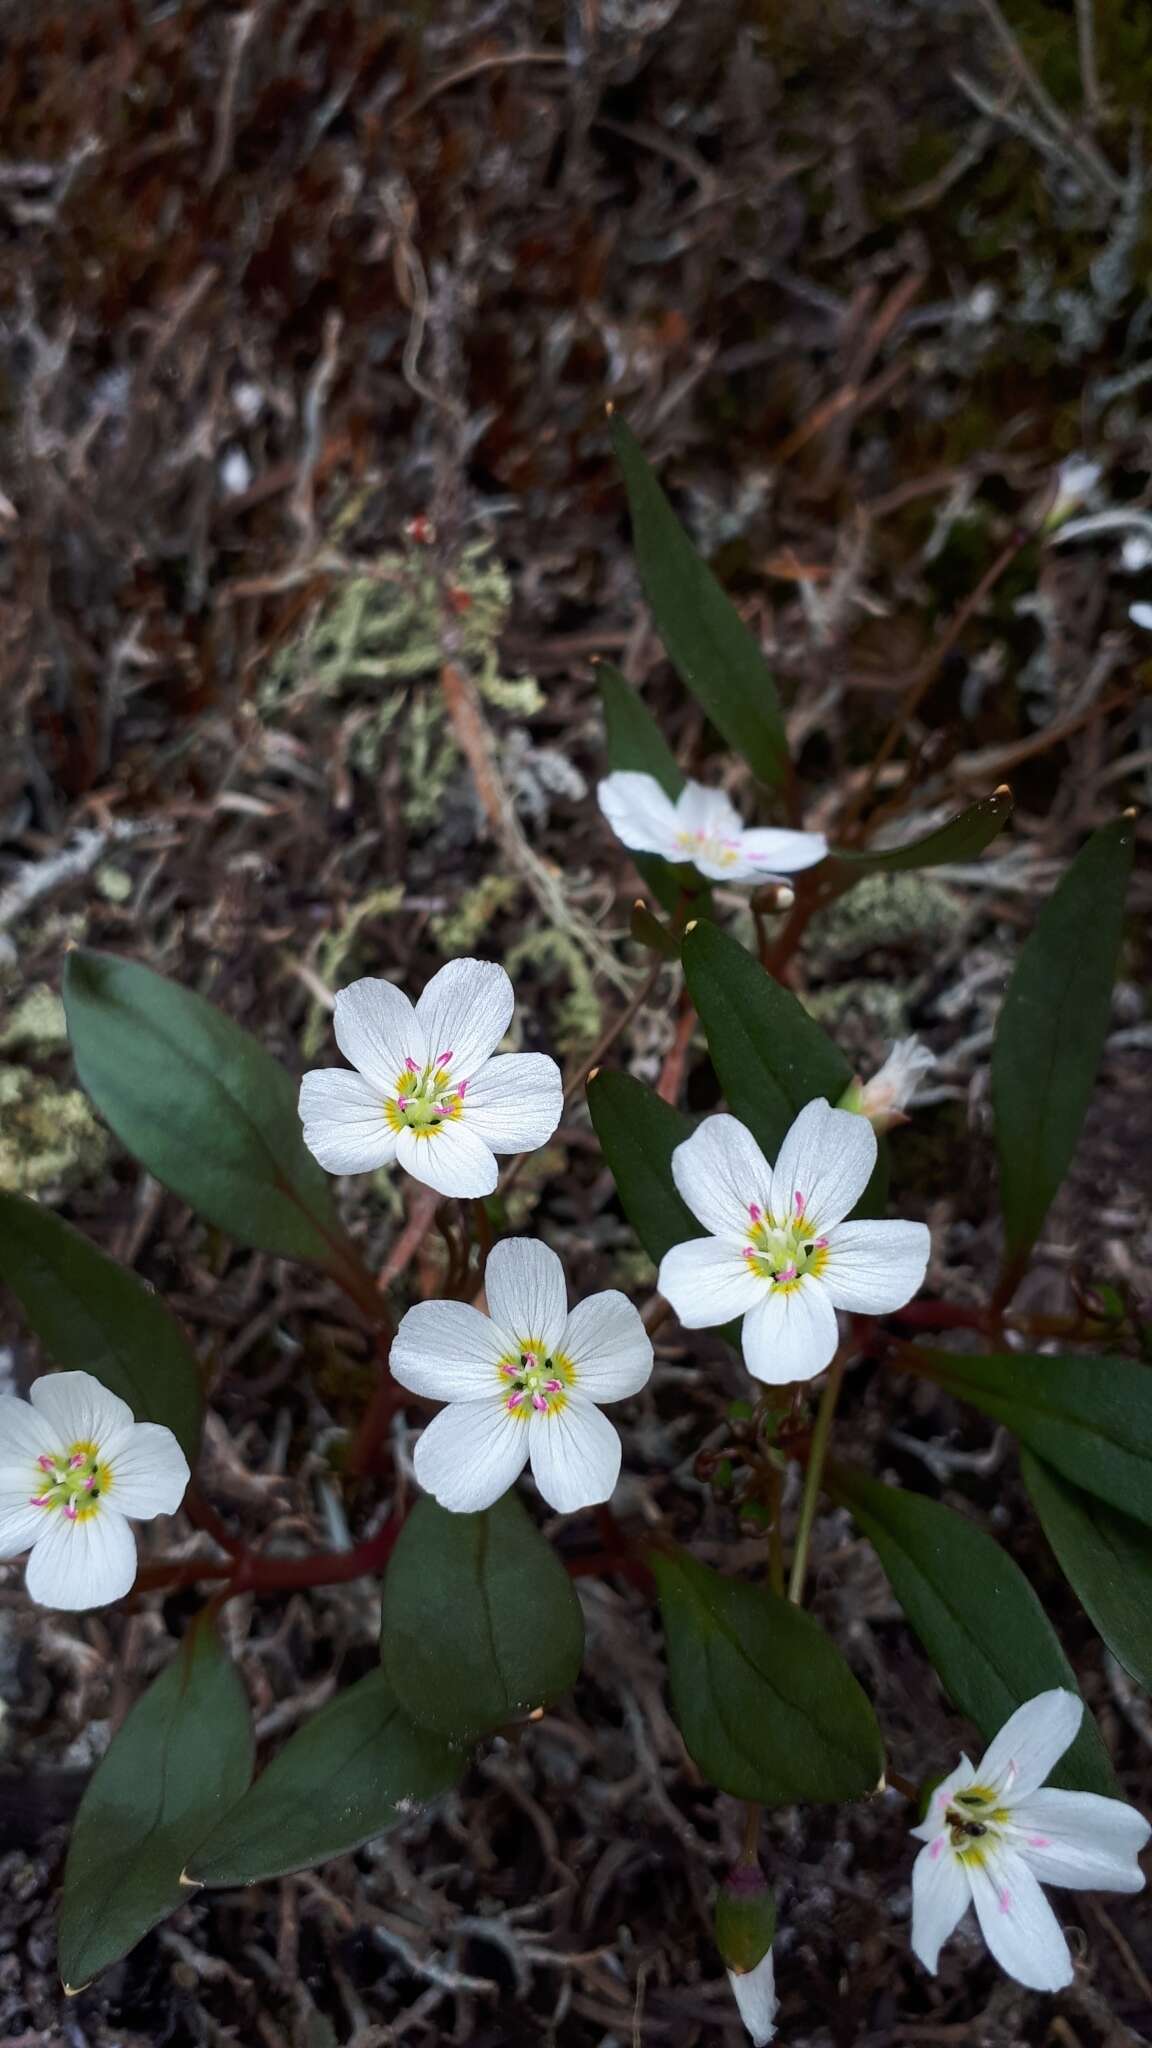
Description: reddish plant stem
184,1481,243,1556
136,1516,402,1600
345,1328,402,1479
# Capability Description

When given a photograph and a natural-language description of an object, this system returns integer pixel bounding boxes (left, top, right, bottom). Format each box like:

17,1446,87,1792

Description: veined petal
528,1395,621,1513
675,779,745,842
25,1507,138,1611
333,976,423,1090
671,1115,773,1241
658,1236,767,1328
95,1422,190,1519
978,1689,1083,1800
820,1219,930,1313
0,1491,50,1558
0,1393,57,1464
484,1238,568,1354
1009,1789,1151,1894
298,1068,399,1174
967,1844,1073,1991
736,826,828,874
415,958,513,1078
412,1400,529,1513
461,1053,562,1156
30,1371,134,1450
391,1300,510,1401
727,1950,778,2045
560,1291,653,1402
395,1121,497,1198
910,1759,979,1842
769,1099,876,1234
911,1838,972,1973
597,771,683,859
741,1278,839,1385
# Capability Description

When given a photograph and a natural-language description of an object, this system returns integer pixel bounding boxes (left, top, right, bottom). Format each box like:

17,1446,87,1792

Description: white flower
728,1951,777,2045
657,1099,930,1384
0,1372,189,1611
597,771,827,884
911,1689,1150,1992
1121,534,1152,573
391,1238,653,1514
1044,455,1102,530
1130,601,1152,631
299,959,563,1200
841,1035,936,1132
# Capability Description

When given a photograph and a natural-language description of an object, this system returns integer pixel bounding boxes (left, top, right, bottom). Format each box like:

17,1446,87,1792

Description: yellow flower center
30,1439,112,1523
675,827,740,869
741,1194,830,1289
384,1053,466,1140
497,1342,576,1421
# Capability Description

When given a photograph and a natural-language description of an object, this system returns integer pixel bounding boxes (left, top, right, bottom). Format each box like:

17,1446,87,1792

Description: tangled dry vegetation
1,1,1150,2042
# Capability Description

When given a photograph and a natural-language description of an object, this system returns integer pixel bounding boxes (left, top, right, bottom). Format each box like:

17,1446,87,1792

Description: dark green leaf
380,1494,584,1741
832,1463,1116,1795
587,1068,699,1265
0,1192,202,1461
650,1545,883,1804
598,660,698,914
914,1349,1152,1529
187,1670,462,1887
991,818,1133,1275
58,1618,253,1989
64,950,351,1271
1022,1451,1152,1692
611,416,788,787
829,788,1013,871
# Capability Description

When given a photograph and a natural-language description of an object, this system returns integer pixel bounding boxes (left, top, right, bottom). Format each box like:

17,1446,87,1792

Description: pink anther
742,1246,755,1259
532,1392,549,1413
521,1351,537,1371
457,1078,468,1096
436,1049,454,1067
794,1189,805,1211
776,1262,797,1283
84,1475,96,1491
64,1502,78,1521
544,1378,563,1392
37,1454,55,1473
500,1362,519,1379
748,1203,762,1222
405,1056,419,1074
69,1453,87,1469
30,1493,51,1508
815,1236,829,1249
506,1391,524,1410
396,1095,409,1110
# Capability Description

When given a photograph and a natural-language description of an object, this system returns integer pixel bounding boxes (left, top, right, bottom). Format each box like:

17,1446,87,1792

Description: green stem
787,1349,847,1605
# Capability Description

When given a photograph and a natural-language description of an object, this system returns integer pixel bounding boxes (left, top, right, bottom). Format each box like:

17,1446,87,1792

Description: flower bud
839,1034,935,1133
727,1951,778,2046
715,1861,776,1974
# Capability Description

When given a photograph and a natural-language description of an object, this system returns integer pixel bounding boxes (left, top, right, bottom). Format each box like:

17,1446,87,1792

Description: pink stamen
457,1078,468,1096
30,1493,51,1507
435,1103,451,1116
506,1392,524,1410
396,1095,409,1110
776,1262,797,1283
64,1502,78,1521
748,1202,761,1222
37,1454,55,1473
405,1057,419,1074
532,1393,549,1413
500,1363,519,1379
815,1235,829,1249
521,1351,537,1370
436,1049,453,1067
84,1475,96,1491
544,1378,563,1392
69,1453,87,1469
742,1245,755,1259
794,1189,805,1211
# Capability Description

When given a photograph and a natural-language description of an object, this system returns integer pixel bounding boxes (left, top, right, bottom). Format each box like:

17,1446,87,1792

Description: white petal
658,1235,767,1327
736,826,828,874
30,1371,134,1450
676,779,745,841
741,1279,839,1385
333,977,422,1090
910,1758,979,1842
1009,1789,1151,1894
391,1300,509,1400
911,1838,972,1973
560,1291,653,1402
0,1490,50,1557
25,1508,138,1610
97,1423,190,1519
415,959,513,1079
978,1689,1083,1800
484,1238,568,1352
859,1036,936,1122
728,1951,778,2045
769,1099,876,1233
395,1121,497,1198
461,1053,563,1155
597,771,683,859
528,1396,621,1513
412,1400,529,1513
298,1068,399,1174
671,1115,773,1241
820,1220,930,1313
0,1393,57,1463
967,1844,1073,1991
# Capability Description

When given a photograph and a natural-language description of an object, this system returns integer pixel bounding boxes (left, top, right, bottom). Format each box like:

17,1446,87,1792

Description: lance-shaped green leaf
650,1545,883,1803
831,1464,1116,1796
611,416,789,788
828,787,1013,872
63,950,353,1271
380,1493,584,1742
58,1617,253,1989
1022,1451,1152,1693
587,1068,699,1265
991,817,1133,1280
187,1670,462,1888
0,1192,202,1461
913,1349,1152,1530
598,660,700,915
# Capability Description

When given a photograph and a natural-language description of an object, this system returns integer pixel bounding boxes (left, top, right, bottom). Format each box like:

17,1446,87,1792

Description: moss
811,872,966,961
0,985,69,1053
430,874,521,953
302,886,405,1058
0,1066,109,1195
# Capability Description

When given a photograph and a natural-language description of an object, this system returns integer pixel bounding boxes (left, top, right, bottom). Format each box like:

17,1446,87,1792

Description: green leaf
0,1192,202,1461
611,416,788,787
832,1464,1116,1796
914,1349,1152,1530
598,660,698,915
587,1068,699,1265
650,1545,883,1803
58,1618,253,1989
380,1494,584,1742
187,1670,462,1888
64,950,351,1271
1022,1452,1152,1693
991,817,1133,1276
828,789,1013,872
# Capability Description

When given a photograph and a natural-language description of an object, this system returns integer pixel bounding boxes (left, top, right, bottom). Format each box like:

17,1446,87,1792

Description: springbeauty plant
0,419,1147,2025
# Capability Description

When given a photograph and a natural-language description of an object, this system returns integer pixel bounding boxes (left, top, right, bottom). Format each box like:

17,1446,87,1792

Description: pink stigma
37,1454,55,1472
748,1202,761,1222
405,1057,419,1074
532,1393,549,1413
64,1502,78,1521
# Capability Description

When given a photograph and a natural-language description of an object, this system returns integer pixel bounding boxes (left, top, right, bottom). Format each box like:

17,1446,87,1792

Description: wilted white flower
299,960,563,1200
391,1238,653,1514
0,1372,189,1610
657,1100,929,1384
728,1950,777,2045
911,1690,1150,1992
1043,455,1102,530
597,771,826,884
840,1035,936,1132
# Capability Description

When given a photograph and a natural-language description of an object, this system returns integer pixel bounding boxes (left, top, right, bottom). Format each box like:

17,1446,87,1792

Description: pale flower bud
840,1035,935,1132
727,1952,778,2045
716,1862,777,2042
